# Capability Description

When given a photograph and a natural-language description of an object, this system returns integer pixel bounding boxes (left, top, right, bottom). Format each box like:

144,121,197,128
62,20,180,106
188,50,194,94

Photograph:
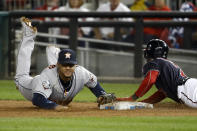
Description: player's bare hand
54,105,68,112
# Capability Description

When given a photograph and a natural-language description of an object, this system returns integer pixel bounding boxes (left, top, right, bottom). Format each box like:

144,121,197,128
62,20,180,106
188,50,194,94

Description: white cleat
20,17,37,37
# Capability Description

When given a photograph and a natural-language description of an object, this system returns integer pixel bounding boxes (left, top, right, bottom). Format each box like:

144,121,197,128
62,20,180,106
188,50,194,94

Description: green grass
0,80,25,100
0,117,197,131
0,80,194,131
0,80,173,102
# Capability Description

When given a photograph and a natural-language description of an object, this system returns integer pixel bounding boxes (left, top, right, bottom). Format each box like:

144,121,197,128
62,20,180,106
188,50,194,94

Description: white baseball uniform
96,2,133,39
177,78,197,108
52,3,94,37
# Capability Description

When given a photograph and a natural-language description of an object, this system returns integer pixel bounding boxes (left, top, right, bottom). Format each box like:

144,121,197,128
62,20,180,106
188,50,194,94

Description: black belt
178,77,190,86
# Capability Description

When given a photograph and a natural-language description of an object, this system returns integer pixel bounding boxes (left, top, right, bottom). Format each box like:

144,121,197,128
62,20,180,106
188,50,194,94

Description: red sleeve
140,89,166,104
135,70,159,97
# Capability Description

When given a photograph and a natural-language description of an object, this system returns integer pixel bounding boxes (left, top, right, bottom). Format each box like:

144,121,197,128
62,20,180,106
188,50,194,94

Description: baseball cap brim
59,60,77,65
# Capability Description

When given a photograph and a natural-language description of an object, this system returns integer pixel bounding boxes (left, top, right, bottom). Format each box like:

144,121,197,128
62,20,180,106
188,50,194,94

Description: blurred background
1,0,197,11
0,0,197,83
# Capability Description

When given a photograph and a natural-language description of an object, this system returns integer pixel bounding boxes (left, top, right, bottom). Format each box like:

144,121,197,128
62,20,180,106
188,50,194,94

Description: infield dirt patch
0,100,197,117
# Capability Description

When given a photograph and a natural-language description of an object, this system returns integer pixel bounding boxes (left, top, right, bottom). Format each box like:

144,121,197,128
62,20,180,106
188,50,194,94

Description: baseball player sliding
15,17,115,111
117,39,197,108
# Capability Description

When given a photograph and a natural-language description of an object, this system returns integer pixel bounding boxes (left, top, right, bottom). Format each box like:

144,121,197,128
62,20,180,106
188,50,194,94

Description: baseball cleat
20,17,37,37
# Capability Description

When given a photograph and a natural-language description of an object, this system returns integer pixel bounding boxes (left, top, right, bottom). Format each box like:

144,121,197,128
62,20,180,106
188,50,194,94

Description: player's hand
116,96,135,101
54,105,68,112
97,93,116,106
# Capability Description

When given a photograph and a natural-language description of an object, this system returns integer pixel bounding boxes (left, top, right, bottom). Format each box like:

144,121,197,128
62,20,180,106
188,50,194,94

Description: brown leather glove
97,93,116,106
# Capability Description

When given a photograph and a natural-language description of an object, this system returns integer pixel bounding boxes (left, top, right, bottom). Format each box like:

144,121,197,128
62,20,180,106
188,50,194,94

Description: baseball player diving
15,17,115,110
117,39,197,108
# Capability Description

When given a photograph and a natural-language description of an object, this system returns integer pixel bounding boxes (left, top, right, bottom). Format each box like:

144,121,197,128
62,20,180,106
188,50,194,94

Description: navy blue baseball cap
58,49,77,65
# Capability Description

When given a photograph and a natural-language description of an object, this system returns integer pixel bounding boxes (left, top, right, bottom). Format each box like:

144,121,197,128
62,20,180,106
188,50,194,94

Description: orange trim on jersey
135,70,159,97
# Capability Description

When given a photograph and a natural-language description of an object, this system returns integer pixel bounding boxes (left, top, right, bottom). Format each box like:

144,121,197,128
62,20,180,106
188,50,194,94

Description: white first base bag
99,101,153,110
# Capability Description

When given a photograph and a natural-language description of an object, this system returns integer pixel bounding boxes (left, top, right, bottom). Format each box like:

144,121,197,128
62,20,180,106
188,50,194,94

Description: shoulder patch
42,81,51,90
48,65,56,69
86,73,97,88
89,73,96,83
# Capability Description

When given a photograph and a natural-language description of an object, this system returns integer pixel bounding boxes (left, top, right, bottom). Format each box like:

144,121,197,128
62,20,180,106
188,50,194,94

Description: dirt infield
0,100,197,117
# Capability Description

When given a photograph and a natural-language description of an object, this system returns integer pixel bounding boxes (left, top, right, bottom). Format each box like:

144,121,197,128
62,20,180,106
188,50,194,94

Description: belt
178,77,190,86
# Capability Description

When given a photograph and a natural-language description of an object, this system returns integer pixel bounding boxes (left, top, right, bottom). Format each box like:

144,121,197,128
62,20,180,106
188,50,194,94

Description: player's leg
15,17,37,100
46,45,60,66
177,78,197,108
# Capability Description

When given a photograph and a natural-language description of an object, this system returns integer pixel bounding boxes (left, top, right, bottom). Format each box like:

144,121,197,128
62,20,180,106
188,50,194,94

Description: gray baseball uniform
15,18,106,109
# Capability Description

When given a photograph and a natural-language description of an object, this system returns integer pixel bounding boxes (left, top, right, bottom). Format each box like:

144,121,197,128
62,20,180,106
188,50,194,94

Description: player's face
58,63,76,78
110,0,120,7
155,0,165,8
69,0,82,8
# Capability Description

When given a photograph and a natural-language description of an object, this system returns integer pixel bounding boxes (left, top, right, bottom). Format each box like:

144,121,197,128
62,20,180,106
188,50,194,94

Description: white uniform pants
15,35,35,101
177,78,197,108
15,34,60,101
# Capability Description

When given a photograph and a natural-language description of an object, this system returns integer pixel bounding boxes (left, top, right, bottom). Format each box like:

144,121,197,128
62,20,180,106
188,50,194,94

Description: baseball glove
97,93,116,106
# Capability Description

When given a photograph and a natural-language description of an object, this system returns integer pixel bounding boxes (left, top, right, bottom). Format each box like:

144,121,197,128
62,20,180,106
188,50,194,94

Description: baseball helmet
144,39,169,59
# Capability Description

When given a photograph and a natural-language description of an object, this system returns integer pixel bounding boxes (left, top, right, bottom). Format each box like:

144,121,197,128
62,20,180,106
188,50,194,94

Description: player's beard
63,70,73,78
58,68,73,82
57,63,76,82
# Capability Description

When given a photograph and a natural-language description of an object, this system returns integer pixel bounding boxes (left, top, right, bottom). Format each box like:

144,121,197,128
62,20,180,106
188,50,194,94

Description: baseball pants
178,78,197,108
15,35,35,101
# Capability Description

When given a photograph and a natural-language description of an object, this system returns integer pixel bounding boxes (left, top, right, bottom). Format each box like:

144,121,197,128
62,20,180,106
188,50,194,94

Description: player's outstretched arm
88,82,106,97
116,94,138,101
116,70,159,102
32,93,58,109
88,82,116,106
32,93,68,111
140,89,167,104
